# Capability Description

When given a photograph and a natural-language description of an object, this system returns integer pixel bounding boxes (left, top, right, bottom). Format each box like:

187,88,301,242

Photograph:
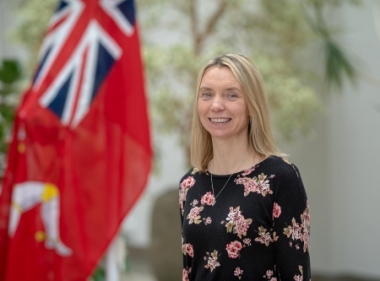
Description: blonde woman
179,54,310,281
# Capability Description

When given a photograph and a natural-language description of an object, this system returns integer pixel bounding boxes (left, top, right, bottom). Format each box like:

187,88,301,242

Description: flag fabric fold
0,0,152,280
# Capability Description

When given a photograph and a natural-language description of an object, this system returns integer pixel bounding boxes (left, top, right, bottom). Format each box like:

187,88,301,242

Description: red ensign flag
0,0,152,280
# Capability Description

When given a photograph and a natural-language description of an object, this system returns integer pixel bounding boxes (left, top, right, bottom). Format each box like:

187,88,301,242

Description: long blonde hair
190,53,284,171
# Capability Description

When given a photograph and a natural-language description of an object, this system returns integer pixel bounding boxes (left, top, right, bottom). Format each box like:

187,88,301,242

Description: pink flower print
284,225,293,238
301,202,311,244
204,217,212,225
272,203,281,219
254,226,278,246
264,268,277,280
293,265,304,281
241,165,257,176
302,231,310,252
201,192,215,206
235,173,273,197
191,199,198,206
182,243,194,257
235,177,259,196
301,211,310,228
226,241,243,259
243,238,251,246
234,266,243,279
182,268,191,281
256,173,273,196
225,206,252,238
187,206,204,224
179,190,186,215
181,176,195,190
204,250,220,272
235,217,252,238
284,205,311,252
179,176,196,215
227,206,242,222
290,218,302,240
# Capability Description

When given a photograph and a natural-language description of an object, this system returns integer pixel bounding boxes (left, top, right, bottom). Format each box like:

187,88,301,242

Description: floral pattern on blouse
283,203,311,253
179,176,196,215
272,203,282,219
234,267,243,279
204,250,221,272
263,269,277,281
182,268,191,281
187,202,204,224
225,206,252,238
235,173,275,197
254,226,279,246
186,197,216,225
182,241,194,257
226,240,243,258
201,192,215,206
293,265,305,281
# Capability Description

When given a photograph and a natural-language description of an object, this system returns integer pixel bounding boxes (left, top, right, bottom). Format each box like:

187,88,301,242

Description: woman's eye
201,92,212,98
227,93,238,98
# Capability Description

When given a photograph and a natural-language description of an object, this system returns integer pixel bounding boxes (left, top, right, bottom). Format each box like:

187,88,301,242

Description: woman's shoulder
179,167,202,186
262,155,302,181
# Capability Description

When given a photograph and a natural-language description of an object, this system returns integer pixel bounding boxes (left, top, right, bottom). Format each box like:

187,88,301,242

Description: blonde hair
190,53,284,171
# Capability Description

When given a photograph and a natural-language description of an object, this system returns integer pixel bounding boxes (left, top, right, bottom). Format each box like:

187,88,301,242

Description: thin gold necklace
210,154,249,206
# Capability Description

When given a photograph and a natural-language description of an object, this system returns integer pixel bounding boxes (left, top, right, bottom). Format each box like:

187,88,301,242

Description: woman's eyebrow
199,86,212,92
225,87,241,92
199,86,241,92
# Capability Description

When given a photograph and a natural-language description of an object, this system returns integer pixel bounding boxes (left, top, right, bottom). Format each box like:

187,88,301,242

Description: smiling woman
197,67,249,142
179,54,311,281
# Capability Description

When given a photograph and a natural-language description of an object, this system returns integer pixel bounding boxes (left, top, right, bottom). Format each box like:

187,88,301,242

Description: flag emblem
33,0,135,128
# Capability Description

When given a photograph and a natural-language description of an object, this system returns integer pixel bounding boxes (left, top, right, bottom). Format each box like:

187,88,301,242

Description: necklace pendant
212,199,216,206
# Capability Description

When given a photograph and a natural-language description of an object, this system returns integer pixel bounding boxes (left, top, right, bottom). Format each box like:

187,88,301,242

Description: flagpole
105,236,119,281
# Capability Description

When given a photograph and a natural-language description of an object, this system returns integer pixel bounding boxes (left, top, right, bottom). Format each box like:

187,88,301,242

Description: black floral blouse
179,156,311,281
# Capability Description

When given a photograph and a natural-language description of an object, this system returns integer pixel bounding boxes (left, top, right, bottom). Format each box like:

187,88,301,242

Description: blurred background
0,0,379,280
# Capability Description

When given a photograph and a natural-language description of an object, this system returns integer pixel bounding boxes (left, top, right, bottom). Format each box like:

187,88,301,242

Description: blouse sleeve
272,163,311,280
179,174,193,280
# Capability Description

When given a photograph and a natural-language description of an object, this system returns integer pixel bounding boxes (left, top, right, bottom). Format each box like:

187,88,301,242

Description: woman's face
197,66,249,141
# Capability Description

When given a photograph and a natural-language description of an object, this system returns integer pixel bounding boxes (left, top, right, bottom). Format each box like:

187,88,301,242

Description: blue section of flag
55,0,69,14
32,46,52,85
117,0,135,26
48,71,72,118
91,43,115,101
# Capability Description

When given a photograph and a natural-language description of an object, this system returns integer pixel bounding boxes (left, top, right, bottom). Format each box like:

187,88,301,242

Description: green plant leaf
0,60,22,84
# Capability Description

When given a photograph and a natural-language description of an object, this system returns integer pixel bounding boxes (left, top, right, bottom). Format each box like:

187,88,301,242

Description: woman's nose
210,96,224,111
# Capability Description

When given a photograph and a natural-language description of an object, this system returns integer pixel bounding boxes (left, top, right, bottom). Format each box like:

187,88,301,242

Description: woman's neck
209,138,261,175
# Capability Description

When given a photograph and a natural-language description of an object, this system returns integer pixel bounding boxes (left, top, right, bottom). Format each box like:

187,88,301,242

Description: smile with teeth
209,118,231,123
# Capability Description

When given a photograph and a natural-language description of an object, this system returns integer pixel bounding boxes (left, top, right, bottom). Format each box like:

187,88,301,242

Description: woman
179,54,310,281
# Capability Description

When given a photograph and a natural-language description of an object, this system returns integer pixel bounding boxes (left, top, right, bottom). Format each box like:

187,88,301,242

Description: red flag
0,0,152,280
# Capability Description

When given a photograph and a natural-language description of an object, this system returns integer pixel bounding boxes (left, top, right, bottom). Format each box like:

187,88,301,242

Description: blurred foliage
9,0,57,74
91,267,105,281
8,0,362,163
0,59,22,174
302,0,360,89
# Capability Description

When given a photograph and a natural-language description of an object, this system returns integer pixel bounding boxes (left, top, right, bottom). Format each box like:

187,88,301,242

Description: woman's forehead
200,66,241,87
